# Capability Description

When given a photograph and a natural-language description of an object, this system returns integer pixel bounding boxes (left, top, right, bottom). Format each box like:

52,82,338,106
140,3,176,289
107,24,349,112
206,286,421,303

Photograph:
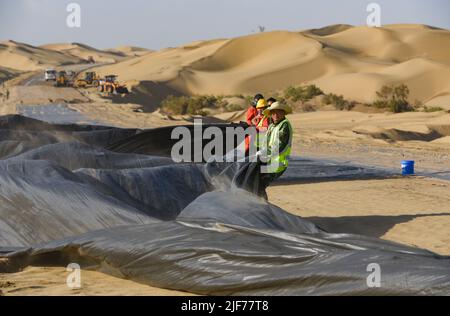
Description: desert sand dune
107,45,153,57
315,57,450,104
0,40,85,71
91,24,450,110
0,67,21,84
307,24,450,64
41,42,127,64
426,94,450,109
305,24,354,36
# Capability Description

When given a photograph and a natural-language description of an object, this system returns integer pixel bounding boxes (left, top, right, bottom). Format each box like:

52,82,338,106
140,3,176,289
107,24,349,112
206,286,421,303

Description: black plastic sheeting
0,115,449,295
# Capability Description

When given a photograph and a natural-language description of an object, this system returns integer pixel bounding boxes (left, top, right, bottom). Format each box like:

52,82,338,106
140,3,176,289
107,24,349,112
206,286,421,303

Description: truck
44,69,57,81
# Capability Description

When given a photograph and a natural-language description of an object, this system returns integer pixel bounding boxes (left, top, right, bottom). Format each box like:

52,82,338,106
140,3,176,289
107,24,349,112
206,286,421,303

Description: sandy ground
288,111,450,178
268,177,450,255
0,267,195,296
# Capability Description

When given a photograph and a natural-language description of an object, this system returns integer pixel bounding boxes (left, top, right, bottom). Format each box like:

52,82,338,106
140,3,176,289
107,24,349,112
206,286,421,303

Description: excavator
54,71,72,87
98,75,129,94
74,71,100,88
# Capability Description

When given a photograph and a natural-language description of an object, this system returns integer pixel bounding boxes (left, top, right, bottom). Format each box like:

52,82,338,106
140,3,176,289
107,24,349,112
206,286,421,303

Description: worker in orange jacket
246,97,272,153
246,94,264,126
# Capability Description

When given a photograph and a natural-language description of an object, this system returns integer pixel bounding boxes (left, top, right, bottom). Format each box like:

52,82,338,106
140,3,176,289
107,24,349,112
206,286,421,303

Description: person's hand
258,126,268,132
256,150,268,163
238,121,249,128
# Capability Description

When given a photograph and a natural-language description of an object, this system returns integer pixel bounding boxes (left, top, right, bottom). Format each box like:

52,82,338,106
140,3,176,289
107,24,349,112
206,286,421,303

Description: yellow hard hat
256,99,267,109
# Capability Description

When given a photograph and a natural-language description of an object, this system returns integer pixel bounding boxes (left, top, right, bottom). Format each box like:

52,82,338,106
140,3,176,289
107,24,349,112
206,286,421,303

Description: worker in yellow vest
256,101,293,199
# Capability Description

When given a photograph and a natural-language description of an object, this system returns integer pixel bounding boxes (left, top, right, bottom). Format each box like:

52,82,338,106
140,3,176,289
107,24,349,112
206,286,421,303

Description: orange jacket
245,115,269,154
246,107,258,126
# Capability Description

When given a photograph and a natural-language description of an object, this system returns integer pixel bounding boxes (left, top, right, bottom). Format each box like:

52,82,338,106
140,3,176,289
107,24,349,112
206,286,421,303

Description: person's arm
277,123,291,154
252,114,261,126
246,108,255,125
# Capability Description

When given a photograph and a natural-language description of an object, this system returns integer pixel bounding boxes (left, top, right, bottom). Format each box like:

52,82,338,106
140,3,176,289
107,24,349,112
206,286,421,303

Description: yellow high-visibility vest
265,118,293,174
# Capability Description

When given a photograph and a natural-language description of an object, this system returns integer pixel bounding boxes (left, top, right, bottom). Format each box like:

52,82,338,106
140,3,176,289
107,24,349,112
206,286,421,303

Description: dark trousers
258,170,285,200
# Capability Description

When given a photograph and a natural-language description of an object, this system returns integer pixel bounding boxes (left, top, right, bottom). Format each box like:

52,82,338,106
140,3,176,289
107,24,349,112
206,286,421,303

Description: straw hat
263,101,292,116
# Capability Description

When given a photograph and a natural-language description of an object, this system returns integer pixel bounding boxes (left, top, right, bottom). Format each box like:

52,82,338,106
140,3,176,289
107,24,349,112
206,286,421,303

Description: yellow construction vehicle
55,71,72,87
98,75,129,94
74,71,100,88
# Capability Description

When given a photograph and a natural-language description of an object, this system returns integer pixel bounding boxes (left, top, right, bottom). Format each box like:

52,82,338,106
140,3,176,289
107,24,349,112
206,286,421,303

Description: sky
0,0,449,50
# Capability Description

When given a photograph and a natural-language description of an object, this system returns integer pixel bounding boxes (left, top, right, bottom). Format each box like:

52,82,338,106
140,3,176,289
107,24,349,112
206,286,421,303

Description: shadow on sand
272,156,397,186
307,213,450,238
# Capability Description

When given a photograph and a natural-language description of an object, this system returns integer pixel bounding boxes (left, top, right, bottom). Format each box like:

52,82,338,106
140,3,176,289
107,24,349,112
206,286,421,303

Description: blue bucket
401,160,415,175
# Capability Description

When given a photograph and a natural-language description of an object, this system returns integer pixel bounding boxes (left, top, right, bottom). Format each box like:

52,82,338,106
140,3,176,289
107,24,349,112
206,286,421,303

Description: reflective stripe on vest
265,118,293,174
257,115,267,127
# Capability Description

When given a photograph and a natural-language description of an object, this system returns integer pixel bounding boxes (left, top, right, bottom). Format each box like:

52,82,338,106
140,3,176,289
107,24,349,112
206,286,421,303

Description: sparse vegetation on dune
159,94,247,116
282,83,419,113
281,84,356,112
372,84,414,113
323,93,355,111
284,85,323,103
423,105,446,113
157,83,443,116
